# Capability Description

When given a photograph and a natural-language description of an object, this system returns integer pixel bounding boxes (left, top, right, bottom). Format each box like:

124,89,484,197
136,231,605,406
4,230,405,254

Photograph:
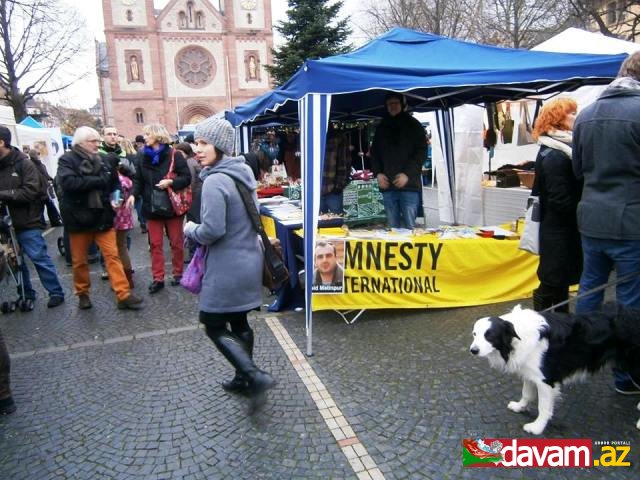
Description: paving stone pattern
0,227,638,479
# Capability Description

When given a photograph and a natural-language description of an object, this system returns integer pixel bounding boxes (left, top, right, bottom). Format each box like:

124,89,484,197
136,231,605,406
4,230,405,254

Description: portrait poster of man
311,239,345,294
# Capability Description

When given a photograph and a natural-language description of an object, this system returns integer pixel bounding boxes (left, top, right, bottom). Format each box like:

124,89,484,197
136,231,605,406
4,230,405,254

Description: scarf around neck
72,145,104,209
143,143,166,166
537,130,572,158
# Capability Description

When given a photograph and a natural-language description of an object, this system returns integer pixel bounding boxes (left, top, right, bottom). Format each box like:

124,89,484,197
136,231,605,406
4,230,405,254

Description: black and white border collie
469,304,640,435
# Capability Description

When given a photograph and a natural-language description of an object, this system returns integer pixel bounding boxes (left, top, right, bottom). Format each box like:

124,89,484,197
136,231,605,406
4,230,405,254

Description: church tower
99,0,273,138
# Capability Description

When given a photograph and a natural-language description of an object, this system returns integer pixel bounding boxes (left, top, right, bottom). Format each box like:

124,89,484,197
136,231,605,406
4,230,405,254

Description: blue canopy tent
19,116,44,129
230,28,627,355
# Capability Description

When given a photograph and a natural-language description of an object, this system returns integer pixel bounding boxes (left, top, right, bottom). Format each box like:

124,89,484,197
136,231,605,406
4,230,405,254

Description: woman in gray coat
184,117,275,408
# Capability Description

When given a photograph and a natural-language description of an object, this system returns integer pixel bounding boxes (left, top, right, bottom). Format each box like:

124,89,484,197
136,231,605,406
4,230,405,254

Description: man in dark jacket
572,51,640,394
57,126,143,311
0,126,65,308
370,93,426,229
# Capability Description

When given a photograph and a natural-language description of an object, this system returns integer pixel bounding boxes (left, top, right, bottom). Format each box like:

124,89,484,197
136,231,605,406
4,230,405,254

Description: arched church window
187,1,194,23
247,13,252,24
178,11,187,29
126,10,133,22
196,11,204,29
134,109,145,124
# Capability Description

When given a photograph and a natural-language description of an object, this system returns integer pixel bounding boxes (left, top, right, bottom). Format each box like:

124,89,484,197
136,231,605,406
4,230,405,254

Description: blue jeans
135,197,146,228
381,190,421,229
575,236,640,313
17,229,64,300
575,235,640,387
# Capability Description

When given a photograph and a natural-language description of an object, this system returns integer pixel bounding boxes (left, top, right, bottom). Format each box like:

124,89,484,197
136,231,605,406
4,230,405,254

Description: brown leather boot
124,268,134,289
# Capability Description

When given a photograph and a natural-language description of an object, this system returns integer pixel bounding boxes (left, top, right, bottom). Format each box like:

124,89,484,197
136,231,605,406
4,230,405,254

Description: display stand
333,309,367,325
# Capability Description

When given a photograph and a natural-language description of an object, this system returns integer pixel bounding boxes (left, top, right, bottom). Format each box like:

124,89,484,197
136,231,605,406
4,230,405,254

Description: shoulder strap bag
165,149,193,216
229,176,289,290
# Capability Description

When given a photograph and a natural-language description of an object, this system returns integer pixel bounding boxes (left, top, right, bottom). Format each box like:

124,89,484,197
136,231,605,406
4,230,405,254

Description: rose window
175,46,215,88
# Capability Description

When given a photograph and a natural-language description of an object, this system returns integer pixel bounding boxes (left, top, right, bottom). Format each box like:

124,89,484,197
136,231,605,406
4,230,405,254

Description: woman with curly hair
531,98,582,312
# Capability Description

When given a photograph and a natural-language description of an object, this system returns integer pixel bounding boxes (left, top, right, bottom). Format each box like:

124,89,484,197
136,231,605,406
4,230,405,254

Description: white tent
533,27,640,110
421,28,639,226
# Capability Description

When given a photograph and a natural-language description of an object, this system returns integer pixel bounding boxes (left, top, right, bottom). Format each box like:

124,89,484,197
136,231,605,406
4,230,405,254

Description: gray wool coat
184,155,263,313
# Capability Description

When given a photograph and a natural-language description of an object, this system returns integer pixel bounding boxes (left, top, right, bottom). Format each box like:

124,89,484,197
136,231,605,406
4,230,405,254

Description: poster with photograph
311,239,345,294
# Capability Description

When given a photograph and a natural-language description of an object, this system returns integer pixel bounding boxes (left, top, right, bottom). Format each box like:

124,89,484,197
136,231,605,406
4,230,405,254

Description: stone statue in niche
130,55,140,81
248,56,257,79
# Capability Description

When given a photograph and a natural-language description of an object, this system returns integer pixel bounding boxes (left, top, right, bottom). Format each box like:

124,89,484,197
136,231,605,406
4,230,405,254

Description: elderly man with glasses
56,126,143,311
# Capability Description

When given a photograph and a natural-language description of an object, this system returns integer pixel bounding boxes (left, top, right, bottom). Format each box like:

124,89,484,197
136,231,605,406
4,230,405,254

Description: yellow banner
311,235,539,311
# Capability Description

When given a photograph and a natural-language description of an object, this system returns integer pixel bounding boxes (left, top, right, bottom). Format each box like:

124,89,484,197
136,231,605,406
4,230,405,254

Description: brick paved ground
0,226,638,479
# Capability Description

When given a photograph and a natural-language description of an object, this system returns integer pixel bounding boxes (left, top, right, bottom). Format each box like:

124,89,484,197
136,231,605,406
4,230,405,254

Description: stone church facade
98,0,273,138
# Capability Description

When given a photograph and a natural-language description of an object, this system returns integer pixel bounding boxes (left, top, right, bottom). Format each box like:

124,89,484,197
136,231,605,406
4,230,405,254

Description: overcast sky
57,0,363,109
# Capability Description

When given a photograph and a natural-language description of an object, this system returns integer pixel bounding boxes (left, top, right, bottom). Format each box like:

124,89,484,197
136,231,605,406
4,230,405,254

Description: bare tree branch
0,0,89,121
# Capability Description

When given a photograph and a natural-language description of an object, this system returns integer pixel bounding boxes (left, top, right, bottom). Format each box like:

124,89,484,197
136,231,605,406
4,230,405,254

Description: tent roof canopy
232,27,627,126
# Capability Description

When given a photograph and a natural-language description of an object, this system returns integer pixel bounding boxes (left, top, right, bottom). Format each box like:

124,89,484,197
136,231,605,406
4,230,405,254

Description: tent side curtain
300,93,331,356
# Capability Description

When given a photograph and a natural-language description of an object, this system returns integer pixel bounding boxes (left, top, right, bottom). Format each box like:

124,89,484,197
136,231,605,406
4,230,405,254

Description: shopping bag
516,102,535,146
519,196,540,255
180,245,207,294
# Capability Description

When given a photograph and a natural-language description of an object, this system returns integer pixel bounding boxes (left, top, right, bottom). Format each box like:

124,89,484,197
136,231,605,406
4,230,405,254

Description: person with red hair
530,98,582,312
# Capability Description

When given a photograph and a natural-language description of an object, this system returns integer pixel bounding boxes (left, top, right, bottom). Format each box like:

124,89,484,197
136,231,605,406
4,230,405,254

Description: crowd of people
532,50,640,395
2,51,640,417
0,116,278,415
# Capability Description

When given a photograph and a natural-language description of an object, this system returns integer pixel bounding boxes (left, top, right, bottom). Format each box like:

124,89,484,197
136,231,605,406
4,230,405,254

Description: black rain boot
213,332,276,410
221,330,254,394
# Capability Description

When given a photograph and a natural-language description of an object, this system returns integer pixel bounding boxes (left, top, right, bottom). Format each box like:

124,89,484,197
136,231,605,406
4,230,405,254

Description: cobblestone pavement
0,226,638,479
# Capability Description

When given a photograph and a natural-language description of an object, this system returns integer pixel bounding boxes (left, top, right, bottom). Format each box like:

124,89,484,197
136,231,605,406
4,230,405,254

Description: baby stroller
0,203,34,313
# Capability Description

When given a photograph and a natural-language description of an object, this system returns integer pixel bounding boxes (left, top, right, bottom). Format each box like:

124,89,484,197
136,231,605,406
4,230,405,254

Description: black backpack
14,155,50,202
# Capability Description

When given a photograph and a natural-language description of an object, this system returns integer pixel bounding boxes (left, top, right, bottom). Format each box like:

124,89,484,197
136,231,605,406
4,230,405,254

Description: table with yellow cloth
298,227,539,311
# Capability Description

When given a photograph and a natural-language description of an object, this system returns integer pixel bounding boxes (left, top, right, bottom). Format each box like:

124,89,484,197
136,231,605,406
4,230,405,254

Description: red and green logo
462,438,504,467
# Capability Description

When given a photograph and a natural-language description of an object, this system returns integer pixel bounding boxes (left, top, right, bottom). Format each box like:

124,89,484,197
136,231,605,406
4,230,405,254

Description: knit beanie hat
194,117,234,155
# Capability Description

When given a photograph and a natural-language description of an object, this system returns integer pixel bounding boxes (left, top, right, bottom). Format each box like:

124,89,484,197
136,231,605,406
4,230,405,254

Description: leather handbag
165,149,192,216
229,176,290,290
150,188,174,217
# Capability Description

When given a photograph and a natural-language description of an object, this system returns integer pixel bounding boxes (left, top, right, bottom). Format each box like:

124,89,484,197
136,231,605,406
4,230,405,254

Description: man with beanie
184,117,276,410
370,92,426,229
573,50,640,394
0,125,65,309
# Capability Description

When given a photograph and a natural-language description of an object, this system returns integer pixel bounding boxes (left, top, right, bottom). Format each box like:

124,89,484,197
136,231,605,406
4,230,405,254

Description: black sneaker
170,276,182,286
614,379,640,395
148,281,164,294
47,295,64,308
0,396,16,415
78,294,92,310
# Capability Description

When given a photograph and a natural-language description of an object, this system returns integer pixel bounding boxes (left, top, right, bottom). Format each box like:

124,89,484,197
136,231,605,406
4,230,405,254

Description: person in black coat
57,126,143,311
370,93,426,229
128,124,191,294
530,98,582,312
